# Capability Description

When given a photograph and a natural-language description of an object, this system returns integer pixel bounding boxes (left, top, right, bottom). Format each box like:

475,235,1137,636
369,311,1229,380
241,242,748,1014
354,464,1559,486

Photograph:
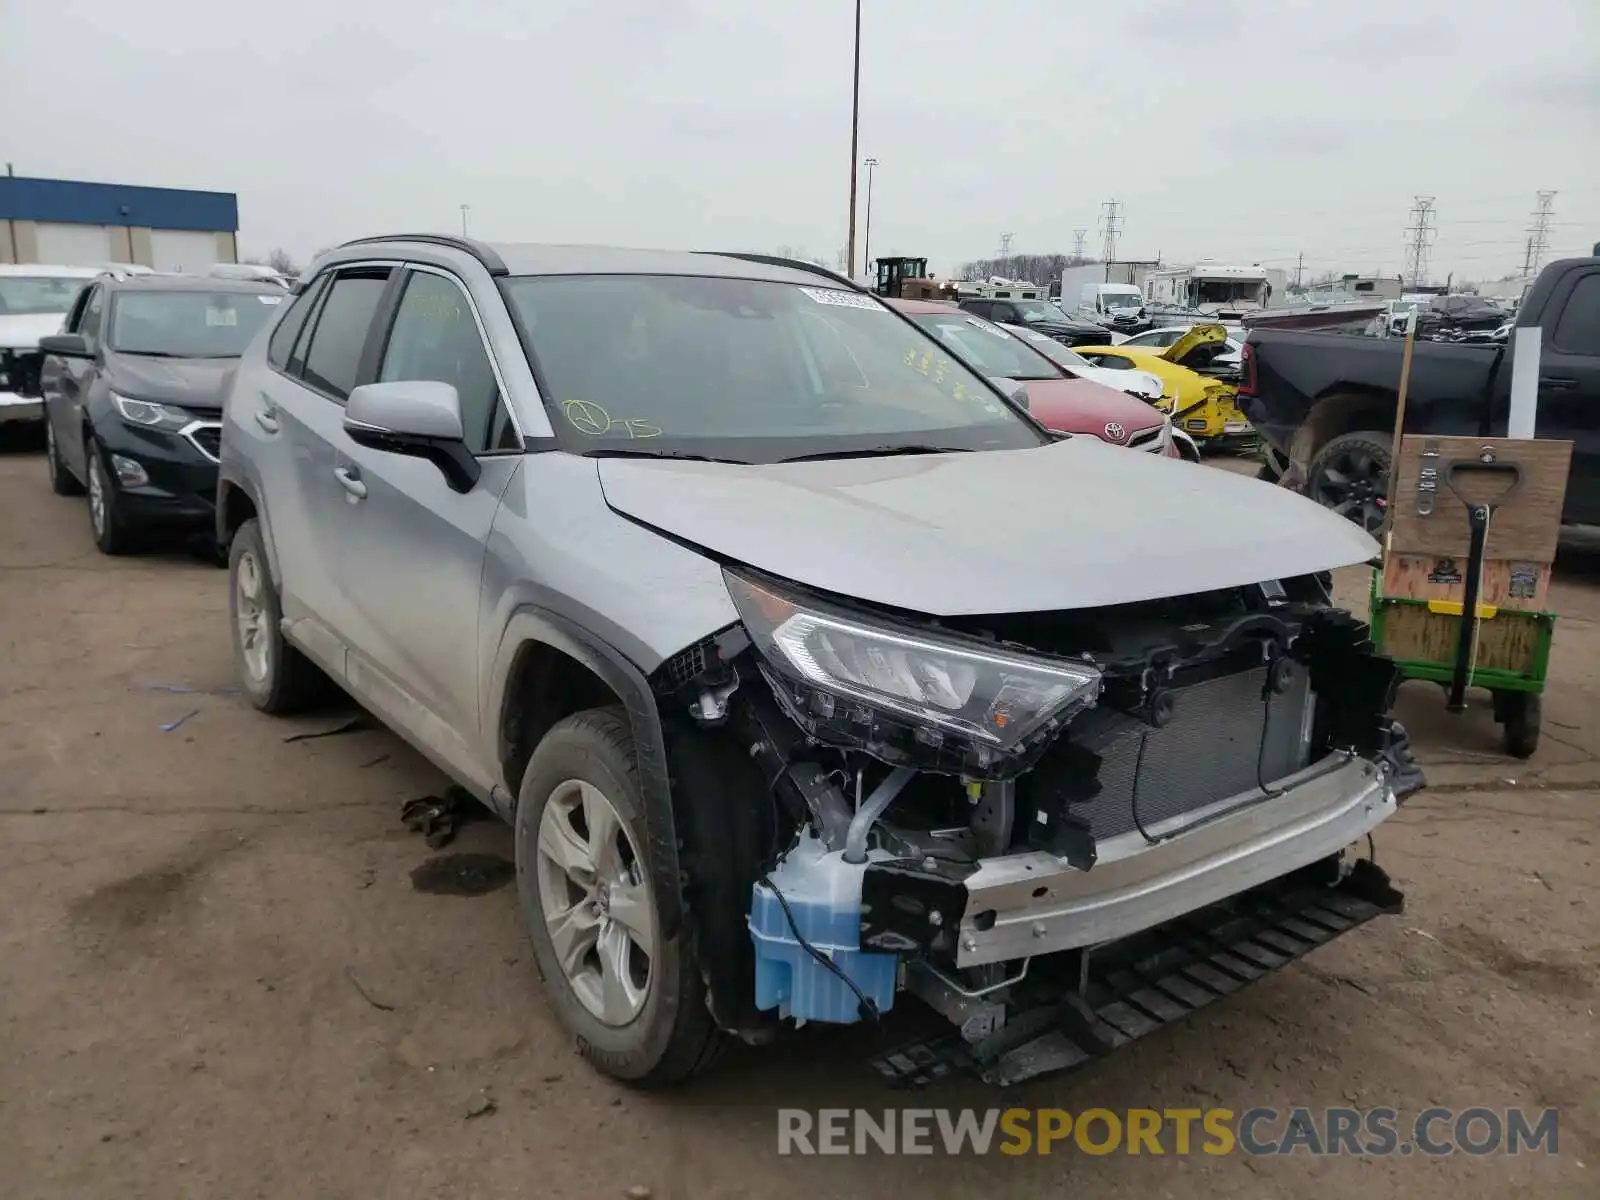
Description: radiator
1081,663,1314,841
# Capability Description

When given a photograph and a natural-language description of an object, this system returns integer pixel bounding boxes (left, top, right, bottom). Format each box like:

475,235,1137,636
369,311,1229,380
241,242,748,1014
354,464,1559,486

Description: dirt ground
1,434,1594,1200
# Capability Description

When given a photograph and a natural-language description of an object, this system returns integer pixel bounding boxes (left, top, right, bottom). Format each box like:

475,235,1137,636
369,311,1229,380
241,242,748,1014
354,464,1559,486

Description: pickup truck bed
1240,257,1600,529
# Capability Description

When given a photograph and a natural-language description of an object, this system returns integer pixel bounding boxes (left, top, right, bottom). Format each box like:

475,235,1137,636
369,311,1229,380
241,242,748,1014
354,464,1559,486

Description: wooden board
1388,435,1572,564
1381,553,1552,612
1376,603,1544,676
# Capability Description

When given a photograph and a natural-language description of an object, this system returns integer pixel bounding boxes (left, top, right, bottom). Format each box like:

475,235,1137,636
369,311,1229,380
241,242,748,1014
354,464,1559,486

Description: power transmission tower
1071,228,1088,260
998,232,1013,264
1294,251,1304,290
1403,195,1436,288
1524,190,1556,277
1099,199,1122,262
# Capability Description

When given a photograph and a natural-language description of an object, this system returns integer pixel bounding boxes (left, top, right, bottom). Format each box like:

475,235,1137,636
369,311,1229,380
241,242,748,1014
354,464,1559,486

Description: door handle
254,407,280,433
1538,376,1577,391
333,465,367,500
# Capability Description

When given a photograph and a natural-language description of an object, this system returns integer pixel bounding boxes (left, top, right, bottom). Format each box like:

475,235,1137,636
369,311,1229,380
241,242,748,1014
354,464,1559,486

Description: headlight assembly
725,570,1100,754
112,392,192,432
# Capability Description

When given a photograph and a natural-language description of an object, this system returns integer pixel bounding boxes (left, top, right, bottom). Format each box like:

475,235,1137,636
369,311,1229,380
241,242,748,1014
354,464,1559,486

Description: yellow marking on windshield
563,399,661,438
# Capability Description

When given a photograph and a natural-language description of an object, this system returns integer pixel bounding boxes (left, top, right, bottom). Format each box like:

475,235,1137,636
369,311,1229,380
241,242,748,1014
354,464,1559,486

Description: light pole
862,157,878,279
845,0,862,278
460,204,471,236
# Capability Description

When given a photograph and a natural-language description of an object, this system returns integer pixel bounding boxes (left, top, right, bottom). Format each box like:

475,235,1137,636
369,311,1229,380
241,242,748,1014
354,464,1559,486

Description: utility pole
459,204,471,236
861,157,878,275
1099,199,1122,263
1524,190,1556,278
845,0,862,278
1403,195,1436,288
1071,228,1088,261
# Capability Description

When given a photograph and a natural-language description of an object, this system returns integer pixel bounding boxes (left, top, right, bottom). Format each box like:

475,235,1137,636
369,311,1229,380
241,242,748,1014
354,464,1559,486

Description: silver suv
219,236,1422,1086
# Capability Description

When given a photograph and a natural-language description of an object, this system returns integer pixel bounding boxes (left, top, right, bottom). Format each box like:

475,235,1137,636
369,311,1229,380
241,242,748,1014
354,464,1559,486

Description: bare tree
957,252,1081,284
266,248,299,276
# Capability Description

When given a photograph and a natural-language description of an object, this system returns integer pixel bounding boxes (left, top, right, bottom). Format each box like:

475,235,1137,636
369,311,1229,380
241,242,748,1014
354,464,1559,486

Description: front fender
487,607,684,940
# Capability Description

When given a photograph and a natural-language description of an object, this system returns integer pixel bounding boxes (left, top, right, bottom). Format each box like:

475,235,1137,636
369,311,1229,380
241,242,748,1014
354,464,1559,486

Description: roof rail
697,251,865,292
337,233,507,276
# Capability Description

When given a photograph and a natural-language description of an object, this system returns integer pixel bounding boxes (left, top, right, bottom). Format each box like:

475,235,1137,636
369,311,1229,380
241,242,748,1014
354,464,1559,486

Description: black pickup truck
1240,256,1600,531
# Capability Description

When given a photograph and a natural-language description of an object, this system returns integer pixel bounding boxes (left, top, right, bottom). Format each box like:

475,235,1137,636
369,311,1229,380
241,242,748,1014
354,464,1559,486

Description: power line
1523,190,1556,278
1403,195,1437,287
1099,199,1122,262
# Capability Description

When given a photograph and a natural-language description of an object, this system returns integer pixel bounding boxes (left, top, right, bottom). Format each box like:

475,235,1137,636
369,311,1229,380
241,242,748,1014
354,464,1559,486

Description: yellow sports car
1074,324,1252,446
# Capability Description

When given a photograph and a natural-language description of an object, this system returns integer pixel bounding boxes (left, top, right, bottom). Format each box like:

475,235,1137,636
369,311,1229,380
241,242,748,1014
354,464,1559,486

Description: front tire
46,419,84,496
85,435,135,554
228,518,330,714
1307,430,1392,533
516,708,722,1085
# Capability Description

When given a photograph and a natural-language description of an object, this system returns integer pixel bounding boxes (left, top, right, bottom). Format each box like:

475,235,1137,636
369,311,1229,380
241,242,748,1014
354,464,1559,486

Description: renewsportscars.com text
777,1106,1560,1157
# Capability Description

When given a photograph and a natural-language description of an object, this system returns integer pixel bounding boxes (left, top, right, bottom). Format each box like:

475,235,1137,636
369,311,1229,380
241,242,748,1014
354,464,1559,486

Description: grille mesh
188,425,223,462
1082,664,1312,840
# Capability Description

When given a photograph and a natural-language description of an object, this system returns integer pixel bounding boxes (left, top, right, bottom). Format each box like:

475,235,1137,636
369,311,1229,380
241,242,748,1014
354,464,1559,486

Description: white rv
1146,263,1279,319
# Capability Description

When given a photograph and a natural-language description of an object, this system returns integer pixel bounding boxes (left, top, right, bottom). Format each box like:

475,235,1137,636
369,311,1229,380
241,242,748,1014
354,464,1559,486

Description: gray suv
218,235,1421,1086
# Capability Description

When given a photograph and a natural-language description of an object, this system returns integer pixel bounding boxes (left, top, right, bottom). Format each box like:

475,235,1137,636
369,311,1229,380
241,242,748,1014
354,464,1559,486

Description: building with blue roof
0,173,239,271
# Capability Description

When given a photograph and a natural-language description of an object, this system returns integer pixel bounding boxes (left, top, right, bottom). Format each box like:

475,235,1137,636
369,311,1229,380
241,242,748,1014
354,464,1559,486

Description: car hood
0,313,67,350
106,352,239,410
1021,377,1164,442
1025,317,1102,338
596,438,1377,616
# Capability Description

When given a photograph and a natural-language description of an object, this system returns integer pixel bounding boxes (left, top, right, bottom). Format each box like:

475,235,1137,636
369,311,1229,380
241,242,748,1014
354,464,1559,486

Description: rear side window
300,271,389,400
267,275,327,369
1552,273,1600,356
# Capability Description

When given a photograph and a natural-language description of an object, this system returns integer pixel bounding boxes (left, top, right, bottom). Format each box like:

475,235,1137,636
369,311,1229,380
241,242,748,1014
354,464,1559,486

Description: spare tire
1306,430,1392,532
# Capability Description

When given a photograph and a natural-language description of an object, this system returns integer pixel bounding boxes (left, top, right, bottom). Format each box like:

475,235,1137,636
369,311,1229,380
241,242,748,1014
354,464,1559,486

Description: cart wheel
1501,692,1542,760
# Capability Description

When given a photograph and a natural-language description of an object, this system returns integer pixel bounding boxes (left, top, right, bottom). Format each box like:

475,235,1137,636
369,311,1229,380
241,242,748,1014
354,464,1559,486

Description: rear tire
516,707,723,1085
1307,430,1392,533
228,518,331,714
46,420,83,496
1500,691,1541,760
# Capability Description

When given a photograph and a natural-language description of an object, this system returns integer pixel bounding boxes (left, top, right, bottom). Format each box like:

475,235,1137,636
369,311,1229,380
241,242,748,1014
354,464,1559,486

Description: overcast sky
4,0,1597,282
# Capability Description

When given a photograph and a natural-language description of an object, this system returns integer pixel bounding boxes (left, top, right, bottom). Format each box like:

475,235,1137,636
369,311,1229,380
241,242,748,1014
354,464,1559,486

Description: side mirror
38,333,90,357
344,380,481,493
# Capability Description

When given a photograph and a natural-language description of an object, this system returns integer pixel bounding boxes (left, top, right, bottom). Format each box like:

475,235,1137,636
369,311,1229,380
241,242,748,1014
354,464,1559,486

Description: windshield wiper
778,445,973,463
116,349,180,358
581,447,750,465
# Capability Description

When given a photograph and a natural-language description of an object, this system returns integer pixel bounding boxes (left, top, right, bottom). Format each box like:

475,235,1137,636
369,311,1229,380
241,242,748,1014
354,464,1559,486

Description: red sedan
884,297,1187,459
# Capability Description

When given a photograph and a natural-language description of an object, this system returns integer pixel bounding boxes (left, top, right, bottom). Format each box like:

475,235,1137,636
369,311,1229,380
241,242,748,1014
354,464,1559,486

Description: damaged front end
653,566,1423,1083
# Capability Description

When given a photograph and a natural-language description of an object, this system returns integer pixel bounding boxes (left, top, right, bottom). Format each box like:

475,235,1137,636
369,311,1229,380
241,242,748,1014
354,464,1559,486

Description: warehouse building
0,174,238,271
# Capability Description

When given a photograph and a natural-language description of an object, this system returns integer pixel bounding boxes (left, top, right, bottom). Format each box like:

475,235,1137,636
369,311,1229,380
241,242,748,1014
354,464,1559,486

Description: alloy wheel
535,778,654,1026
233,549,273,684
1310,447,1388,532
87,454,108,538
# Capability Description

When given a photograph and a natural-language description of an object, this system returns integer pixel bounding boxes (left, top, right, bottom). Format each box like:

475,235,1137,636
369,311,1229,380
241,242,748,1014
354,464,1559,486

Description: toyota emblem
1103,421,1127,442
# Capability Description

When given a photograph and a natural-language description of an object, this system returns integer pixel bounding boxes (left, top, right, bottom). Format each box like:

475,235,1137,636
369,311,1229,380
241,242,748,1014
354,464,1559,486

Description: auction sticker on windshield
799,287,883,311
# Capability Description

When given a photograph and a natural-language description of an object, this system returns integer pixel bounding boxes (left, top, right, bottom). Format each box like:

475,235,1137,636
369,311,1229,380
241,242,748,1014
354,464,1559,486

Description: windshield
0,276,89,316
109,291,281,357
502,275,1045,461
1101,291,1142,310
1010,300,1061,324
909,313,1058,381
